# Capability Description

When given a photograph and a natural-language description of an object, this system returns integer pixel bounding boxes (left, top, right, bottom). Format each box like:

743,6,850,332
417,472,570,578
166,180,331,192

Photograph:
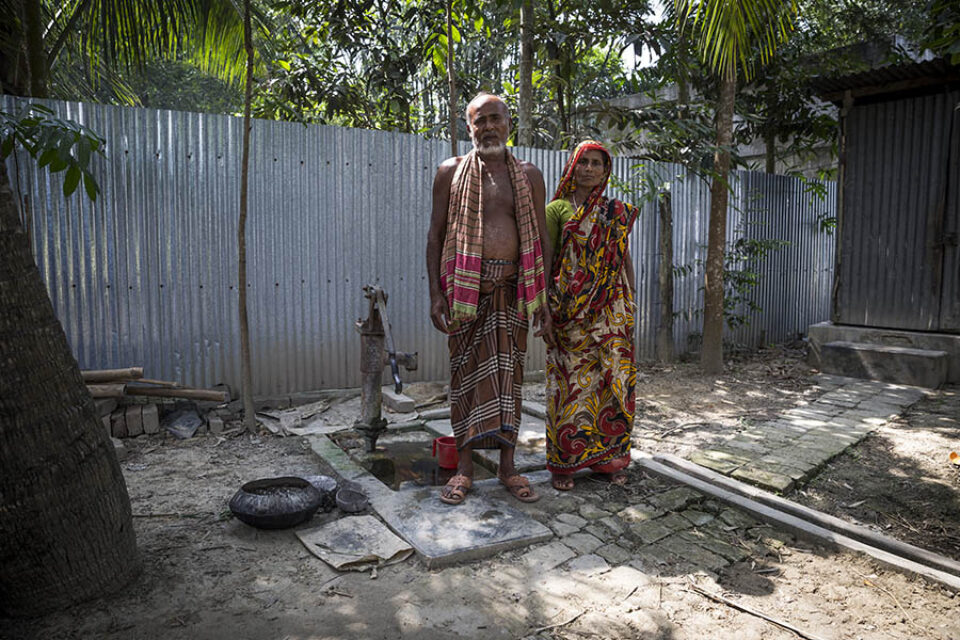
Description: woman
545,140,638,491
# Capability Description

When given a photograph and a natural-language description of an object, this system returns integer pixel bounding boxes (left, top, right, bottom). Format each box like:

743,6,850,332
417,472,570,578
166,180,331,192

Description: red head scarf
553,140,612,217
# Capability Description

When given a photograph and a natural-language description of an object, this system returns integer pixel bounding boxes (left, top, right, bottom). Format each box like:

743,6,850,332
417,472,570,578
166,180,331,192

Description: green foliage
0,105,105,200
674,0,799,81
722,234,788,328
925,0,960,63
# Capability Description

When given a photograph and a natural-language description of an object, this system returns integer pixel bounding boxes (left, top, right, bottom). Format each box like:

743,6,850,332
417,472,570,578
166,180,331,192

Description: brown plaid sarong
448,260,527,450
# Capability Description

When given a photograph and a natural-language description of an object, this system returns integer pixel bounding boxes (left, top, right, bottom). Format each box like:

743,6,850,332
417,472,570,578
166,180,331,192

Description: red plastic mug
432,436,459,469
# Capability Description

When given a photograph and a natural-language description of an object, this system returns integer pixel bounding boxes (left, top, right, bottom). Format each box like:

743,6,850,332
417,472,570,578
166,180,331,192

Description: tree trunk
238,0,256,431
656,189,674,363
517,0,534,147
765,131,776,174
22,0,48,97
0,163,139,617
701,70,736,374
446,0,457,157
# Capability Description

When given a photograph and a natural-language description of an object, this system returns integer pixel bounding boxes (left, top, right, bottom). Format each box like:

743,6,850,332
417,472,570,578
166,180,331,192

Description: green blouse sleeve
545,198,574,255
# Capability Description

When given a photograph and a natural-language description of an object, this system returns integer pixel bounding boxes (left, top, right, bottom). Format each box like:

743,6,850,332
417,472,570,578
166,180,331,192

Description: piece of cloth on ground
448,260,527,450
296,515,413,572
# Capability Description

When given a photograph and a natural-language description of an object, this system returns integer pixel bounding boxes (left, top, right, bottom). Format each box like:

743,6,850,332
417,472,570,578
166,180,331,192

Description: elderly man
426,93,553,506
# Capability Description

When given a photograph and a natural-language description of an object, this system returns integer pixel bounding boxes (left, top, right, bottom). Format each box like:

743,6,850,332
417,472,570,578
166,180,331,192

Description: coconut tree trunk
238,0,256,431
0,163,139,616
701,70,736,374
517,0,534,147
446,0,457,157
22,0,48,97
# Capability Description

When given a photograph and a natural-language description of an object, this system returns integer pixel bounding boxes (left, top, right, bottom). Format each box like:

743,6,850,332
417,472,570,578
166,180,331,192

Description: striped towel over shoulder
440,149,547,326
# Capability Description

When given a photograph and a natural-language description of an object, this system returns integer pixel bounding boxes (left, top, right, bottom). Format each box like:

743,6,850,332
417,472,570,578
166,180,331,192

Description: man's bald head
465,93,509,124
465,93,511,158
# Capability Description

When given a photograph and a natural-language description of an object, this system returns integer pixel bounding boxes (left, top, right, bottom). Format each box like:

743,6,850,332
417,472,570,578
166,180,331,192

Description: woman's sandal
551,475,575,491
439,474,472,505
593,471,628,486
499,474,540,503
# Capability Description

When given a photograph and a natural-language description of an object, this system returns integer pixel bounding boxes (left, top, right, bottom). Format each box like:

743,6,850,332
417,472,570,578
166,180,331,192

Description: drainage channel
632,450,960,592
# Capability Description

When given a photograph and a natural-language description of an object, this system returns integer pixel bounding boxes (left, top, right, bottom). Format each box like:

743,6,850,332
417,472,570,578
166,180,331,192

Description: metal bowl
300,474,338,512
229,476,323,529
335,488,368,513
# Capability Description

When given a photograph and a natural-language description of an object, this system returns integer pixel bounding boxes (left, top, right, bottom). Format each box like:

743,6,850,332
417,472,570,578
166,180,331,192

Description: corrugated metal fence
3,97,835,394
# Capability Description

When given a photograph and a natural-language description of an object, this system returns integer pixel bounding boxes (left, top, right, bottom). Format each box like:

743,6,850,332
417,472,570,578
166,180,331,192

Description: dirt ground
3,345,958,640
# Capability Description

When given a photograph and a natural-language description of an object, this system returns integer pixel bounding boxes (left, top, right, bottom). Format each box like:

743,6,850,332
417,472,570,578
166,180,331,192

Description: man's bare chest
481,166,515,217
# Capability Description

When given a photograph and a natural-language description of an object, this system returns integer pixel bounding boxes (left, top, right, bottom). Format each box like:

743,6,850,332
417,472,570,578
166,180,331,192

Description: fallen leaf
950,451,959,465
843,499,867,509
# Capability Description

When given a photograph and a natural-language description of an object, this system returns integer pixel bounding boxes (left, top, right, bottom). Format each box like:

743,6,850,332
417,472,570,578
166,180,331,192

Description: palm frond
675,0,797,81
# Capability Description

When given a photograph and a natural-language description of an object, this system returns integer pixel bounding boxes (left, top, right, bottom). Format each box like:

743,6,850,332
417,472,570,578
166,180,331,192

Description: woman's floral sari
546,141,638,475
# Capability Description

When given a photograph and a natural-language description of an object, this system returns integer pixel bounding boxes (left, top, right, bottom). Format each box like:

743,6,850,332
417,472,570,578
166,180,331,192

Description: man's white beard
475,140,505,158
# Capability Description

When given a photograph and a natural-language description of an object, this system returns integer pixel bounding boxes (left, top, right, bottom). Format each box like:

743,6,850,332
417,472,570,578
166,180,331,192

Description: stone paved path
687,374,926,493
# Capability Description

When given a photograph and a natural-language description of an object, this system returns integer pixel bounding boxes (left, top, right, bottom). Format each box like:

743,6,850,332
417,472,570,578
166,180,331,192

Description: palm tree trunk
0,163,139,616
701,70,735,374
22,0,48,97
238,0,256,431
517,0,534,147
446,0,457,157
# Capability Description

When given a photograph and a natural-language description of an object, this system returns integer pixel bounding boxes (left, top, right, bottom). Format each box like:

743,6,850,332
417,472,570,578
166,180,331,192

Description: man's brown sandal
440,474,472,505
500,474,540,503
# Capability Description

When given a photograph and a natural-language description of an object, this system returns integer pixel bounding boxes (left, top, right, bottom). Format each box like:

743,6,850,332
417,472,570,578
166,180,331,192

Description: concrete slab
808,321,960,382
821,340,948,389
307,434,553,568
521,400,547,419
382,386,416,413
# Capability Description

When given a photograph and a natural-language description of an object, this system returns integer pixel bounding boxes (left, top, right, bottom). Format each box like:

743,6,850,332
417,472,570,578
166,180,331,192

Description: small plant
0,103,105,200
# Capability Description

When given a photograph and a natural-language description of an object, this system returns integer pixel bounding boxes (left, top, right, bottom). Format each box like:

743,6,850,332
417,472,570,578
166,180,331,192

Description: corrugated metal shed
828,58,960,333
3,97,836,394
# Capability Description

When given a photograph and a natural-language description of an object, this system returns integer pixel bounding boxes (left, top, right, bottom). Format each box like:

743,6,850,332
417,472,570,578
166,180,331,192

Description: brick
142,404,160,434
207,415,225,435
555,513,587,528
111,437,128,462
647,487,703,511
596,543,633,566
718,509,758,530
110,410,127,438
629,519,674,545
731,465,795,493
658,535,729,572
563,532,604,555
565,553,610,576
680,509,715,527
125,406,143,437
381,386,416,413
521,541,576,571
551,522,580,537
95,398,118,417
599,516,627,536
679,530,749,562
578,503,610,520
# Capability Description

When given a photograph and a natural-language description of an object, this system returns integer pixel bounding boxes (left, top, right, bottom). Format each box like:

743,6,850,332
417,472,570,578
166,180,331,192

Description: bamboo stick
137,378,181,388
86,383,126,398
81,367,143,383
125,386,228,403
